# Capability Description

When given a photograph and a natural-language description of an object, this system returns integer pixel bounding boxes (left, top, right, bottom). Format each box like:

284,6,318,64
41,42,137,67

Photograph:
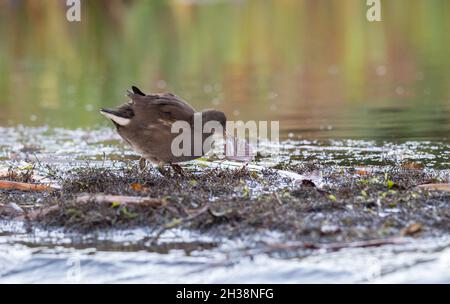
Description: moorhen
100,86,227,174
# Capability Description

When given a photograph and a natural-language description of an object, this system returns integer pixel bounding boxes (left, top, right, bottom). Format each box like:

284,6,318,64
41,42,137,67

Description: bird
100,86,227,175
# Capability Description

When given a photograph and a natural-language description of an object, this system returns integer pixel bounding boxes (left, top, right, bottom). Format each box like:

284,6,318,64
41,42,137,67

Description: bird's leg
138,157,147,173
156,162,170,176
170,164,185,176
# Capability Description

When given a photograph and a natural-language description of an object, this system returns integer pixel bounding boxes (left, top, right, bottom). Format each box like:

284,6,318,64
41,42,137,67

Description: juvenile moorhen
100,86,227,174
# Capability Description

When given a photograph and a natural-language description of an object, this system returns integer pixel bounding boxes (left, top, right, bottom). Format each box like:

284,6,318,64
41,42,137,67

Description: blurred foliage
0,0,449,140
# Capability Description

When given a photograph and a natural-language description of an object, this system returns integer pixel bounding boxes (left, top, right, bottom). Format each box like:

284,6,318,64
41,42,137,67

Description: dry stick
76,193,165,207
273,192,283,205
416,183,450,191
260,238,406,254
0,180,55,192
26,194,166,221
151,204,210,245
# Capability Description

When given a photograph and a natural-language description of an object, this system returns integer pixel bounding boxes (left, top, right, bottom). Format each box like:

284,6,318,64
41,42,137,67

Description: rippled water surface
1,0,449,283
1,222,450,283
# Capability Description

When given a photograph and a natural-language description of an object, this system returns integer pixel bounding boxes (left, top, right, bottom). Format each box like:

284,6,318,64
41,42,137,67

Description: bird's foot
155,163,185,177
156,164,170,177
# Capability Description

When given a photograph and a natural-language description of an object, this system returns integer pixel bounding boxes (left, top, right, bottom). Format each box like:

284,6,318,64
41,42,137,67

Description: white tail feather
100,111,131,126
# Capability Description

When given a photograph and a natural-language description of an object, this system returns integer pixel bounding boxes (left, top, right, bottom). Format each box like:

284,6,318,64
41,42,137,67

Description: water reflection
0,0,449,141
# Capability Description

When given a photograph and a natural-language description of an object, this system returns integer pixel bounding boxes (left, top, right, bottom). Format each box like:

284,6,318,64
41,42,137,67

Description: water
1,222,450,283
0,0,449,283
0,1,449,141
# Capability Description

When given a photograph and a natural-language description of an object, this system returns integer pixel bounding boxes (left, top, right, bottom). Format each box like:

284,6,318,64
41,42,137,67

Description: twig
273,192,283,205
416,183,450,191
0,180,56,192
76,193,165,207
261,238,407,253
26,194,166,221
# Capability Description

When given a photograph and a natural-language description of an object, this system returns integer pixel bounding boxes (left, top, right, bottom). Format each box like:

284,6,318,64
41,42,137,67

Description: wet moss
0,164,449,244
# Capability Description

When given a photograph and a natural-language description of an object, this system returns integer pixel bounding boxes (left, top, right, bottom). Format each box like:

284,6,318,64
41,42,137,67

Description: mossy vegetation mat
0,163,449,246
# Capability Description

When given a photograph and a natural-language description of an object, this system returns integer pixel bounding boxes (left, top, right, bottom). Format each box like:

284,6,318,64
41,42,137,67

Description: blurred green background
0,0,449,140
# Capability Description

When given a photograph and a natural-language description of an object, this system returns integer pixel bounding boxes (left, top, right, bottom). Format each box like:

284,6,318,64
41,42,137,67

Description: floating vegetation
0,127,449,283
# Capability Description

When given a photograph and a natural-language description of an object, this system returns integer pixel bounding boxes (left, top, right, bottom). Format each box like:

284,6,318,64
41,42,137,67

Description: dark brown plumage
100,86,226,168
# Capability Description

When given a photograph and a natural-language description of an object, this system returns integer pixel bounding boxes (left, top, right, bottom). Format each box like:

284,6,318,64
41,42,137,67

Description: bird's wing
128,91,195,122
152,95,196,122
